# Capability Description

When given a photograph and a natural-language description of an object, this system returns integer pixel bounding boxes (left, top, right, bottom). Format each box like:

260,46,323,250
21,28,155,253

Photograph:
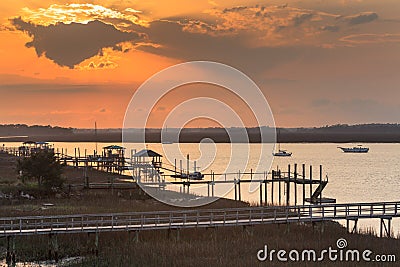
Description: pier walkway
1,201,398,238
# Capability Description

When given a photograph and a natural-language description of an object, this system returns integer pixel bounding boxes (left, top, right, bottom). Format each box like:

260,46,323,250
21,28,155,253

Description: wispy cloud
177,4,345,47
340,33,400,44
345,12,378,25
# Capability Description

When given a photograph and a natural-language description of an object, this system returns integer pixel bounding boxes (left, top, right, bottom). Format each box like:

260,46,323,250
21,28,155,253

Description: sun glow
19,3,148,28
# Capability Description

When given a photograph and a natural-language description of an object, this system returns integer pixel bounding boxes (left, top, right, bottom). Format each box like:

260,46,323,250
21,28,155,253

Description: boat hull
338,147,369,153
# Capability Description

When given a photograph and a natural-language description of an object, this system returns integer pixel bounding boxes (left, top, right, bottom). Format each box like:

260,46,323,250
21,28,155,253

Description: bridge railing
1,201,399,236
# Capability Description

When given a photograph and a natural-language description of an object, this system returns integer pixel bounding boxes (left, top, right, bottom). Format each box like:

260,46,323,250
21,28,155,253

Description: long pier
1,201,398,238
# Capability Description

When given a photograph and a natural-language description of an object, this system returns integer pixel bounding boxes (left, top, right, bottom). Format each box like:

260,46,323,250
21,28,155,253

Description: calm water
3,142,400,233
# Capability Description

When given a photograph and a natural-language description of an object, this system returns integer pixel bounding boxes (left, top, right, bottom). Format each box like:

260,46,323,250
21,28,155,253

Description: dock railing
1,201,399,237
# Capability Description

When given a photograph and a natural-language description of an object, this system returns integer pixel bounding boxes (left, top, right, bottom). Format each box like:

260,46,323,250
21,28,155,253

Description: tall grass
1,221,398,266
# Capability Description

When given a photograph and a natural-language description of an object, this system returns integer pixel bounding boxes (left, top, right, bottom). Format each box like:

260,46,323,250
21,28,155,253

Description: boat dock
1,143,334,206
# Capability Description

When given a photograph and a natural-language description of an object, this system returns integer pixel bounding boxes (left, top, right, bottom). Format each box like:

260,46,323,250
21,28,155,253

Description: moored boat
338,145,369,153
273,150,292,157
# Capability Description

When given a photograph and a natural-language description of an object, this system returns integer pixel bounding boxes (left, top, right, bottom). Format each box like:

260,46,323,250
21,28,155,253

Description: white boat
273,150,292,157
273,140,292,157
338,145,369,153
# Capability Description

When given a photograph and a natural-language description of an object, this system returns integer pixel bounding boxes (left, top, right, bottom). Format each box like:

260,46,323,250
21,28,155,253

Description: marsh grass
1,221,398,267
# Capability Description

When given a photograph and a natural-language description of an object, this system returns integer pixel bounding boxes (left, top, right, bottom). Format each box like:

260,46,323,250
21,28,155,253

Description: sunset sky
0,0,399,128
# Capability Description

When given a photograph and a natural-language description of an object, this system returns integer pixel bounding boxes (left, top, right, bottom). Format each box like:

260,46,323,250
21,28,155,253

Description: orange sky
0,0,399,128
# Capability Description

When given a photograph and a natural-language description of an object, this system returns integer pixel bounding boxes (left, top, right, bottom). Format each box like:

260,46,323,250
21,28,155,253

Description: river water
2,142,400,233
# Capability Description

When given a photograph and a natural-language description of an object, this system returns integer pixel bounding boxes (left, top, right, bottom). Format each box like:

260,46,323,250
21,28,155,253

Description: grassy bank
1,222,399,266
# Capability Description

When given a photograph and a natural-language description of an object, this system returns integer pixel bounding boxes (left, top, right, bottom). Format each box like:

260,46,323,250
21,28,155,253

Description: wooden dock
1,144,333,206
0,201,398,238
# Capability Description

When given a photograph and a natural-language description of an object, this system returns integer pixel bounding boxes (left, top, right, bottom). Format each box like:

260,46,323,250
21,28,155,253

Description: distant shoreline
0,133,399,143
0,123,399,143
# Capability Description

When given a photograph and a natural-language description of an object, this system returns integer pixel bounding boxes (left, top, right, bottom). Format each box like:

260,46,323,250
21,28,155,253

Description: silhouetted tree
17,150,64,189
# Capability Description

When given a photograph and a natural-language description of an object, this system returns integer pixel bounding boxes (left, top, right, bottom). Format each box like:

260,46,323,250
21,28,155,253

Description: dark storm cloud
10,18,144,68
347,12,378,25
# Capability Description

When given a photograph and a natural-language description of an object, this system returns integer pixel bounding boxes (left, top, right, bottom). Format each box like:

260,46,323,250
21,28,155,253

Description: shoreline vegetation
1,150,400,266
0,123,399,143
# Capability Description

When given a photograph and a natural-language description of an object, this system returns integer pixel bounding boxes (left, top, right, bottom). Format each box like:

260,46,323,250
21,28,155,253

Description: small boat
273,150,292,157
180,171,204,180
338,145,369,153
273,139,292,157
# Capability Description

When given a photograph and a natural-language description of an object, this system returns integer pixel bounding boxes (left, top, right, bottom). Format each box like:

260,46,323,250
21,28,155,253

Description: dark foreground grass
0,221,399,266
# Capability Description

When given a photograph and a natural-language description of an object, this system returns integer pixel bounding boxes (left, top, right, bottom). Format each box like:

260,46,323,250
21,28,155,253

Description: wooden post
320,165,323,203
264,172,268,206
54,234,58,263
6,236,11,265
259,182,263,205
309,165,313,202
271,170,274,204
186,154,190,179
278,169,282,205
74,148,77,168
238,181,241,202
294,163,297,206
234,181,237,201
11,236,15,265
134,231,139,243
211,172,215,197
238,170,241,201
302,164,306,205
286,164,290,206
95,232,99,256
